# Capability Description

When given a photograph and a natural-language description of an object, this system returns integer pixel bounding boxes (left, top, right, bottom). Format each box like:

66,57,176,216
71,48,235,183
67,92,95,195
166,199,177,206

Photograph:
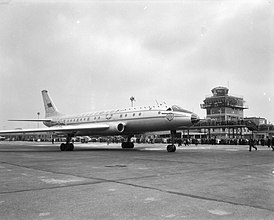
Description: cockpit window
171,105,192,113
166,107,172,111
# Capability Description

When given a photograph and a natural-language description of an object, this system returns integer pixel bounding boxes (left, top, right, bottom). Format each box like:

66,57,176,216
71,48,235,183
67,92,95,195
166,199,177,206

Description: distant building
201,86,248,121
199,86,250,139
245,117,267,126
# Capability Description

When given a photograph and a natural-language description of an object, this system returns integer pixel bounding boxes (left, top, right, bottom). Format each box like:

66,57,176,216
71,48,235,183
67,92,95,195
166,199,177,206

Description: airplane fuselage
44,104,196,136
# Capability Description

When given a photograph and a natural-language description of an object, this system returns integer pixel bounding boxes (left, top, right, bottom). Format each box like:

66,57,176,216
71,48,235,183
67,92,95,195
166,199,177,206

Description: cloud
0,0,273,128
181,0,272,84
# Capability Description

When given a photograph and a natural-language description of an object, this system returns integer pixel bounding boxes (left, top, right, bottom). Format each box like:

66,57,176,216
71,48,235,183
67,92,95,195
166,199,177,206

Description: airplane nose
191,113,200,124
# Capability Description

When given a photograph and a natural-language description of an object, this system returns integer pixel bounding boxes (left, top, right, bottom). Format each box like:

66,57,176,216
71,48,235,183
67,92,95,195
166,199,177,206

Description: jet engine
108,122,126,134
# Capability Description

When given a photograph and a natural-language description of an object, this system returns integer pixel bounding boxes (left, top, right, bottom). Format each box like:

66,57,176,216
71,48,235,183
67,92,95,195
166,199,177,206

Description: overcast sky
0,0,273,129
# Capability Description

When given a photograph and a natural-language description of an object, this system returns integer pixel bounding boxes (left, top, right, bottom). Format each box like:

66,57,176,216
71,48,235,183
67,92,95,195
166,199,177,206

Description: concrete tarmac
0,141,273,220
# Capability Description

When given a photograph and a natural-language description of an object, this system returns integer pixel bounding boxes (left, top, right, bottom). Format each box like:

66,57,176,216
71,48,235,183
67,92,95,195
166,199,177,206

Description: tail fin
42,90,62,118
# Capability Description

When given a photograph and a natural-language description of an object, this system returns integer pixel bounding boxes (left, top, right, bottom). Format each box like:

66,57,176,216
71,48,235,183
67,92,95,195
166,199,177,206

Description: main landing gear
166,130,176,152
60,135,74,151
121,135,134,149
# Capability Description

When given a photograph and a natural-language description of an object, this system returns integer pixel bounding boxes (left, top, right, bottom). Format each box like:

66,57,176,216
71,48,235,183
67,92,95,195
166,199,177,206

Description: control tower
201,86,248,121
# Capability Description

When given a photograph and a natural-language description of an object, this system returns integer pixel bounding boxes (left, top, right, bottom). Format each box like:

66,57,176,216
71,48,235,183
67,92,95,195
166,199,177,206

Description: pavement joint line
1,160,274,213
0,160,109,181
0,181,104,195
110,180,274,213
0,159,174,187
1,170,273,213
0,159,258,184
1,158,273,181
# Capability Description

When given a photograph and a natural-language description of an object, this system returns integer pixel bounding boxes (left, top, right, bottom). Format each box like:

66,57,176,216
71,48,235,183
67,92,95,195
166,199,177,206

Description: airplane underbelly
124,118,171,133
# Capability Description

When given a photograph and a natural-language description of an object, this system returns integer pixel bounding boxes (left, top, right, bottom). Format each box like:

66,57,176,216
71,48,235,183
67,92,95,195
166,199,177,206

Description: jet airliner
0,90,200,152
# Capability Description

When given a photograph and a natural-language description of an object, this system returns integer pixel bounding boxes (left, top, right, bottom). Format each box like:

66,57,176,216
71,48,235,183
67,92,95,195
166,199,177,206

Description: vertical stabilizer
42,90,62,118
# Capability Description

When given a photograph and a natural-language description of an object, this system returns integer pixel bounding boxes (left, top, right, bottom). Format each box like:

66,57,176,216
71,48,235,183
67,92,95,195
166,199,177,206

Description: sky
0,0,273,129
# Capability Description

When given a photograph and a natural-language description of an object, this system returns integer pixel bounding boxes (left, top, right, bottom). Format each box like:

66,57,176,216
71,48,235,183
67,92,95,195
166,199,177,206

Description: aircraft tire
167,144,176,152
173,145,176,152
68,143,74,151
60,143,66,151
121,142,127,149
121,142,134,149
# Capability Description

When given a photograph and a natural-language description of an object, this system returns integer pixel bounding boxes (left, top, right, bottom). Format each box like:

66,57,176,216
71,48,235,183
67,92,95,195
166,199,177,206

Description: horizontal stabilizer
8,119,52,122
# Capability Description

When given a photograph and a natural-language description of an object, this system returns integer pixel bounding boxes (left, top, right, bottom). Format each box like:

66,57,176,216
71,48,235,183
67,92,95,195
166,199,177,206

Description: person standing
266,136,271,148
271,136,274,151
249,137,257,151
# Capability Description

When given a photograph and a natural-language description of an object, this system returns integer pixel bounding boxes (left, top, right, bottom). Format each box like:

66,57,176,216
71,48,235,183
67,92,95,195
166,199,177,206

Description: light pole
37,112,40,128
130,96,136,107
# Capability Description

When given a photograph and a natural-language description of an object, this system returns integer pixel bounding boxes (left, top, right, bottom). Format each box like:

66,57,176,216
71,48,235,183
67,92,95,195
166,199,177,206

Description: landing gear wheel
129,142,134,148
167,144,176,152
121,142,134,149
68,143,74,151
60,143,74,151
121,142,127,149
60,143,66,151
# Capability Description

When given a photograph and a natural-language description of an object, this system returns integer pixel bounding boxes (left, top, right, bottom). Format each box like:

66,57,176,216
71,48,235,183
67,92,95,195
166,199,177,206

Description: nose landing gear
166,130,177,152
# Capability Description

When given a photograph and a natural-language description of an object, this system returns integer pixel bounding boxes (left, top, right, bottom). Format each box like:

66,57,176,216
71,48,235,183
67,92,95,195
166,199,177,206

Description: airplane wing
0,123,109,135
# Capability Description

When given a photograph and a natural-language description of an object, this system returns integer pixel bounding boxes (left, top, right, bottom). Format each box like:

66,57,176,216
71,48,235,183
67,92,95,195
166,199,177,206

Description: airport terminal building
198,86,250,140
201,86,247,122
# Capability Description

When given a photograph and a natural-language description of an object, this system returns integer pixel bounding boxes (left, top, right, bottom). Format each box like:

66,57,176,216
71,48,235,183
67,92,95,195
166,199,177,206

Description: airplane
0,90,200,152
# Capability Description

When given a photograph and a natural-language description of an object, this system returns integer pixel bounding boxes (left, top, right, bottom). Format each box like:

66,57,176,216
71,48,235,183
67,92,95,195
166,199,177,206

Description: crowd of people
176,136,274,151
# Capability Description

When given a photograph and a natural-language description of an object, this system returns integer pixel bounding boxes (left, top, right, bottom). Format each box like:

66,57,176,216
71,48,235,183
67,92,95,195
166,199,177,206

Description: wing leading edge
0,123,110,135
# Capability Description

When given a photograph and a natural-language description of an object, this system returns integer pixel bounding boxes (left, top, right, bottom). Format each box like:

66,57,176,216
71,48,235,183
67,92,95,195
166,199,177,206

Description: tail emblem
47,103,53,108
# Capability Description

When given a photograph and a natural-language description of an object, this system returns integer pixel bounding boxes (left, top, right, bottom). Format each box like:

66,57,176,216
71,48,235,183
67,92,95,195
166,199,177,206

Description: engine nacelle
108,122,126,134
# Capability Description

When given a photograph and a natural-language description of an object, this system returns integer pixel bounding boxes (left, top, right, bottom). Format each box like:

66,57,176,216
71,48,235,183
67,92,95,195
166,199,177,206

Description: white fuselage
44,104,195,136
